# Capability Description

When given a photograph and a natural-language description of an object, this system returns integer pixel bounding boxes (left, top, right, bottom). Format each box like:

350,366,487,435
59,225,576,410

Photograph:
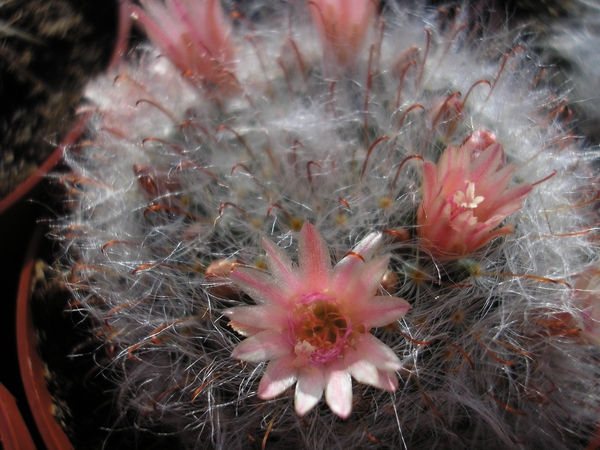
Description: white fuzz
55,1,600,449
538,0,600,141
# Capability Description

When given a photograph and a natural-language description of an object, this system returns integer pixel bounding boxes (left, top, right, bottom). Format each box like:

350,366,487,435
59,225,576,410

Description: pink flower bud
131,0,237,94
462,129,498,155
428,94,464,141
417,141,532,260
308,0,378,68
461,129,500,162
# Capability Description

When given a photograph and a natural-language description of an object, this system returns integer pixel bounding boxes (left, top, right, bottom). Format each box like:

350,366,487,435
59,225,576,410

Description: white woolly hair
536,0,600,142
55,1,600,449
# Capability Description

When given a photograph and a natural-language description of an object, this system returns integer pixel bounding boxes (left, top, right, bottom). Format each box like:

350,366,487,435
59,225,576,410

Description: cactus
56,1,600,448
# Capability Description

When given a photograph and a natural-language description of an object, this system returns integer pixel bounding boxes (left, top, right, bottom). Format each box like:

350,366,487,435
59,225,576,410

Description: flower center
449,180,484,219
289,291,352,365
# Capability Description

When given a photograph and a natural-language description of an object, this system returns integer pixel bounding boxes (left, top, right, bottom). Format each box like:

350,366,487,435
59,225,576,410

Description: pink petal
450,210,478,233
227,321,262,337
348,0,377,24
438,146,469,185
294,367,325,416
347,231,383,260
132,5,184,66
335,255,392,311
262,237,301,291
171,0,209,52
325,368,353,419
309,0,376,66
298,222,331,289
372,369,399,392
354,332,402,372
476,163,515,201
421,161,439,206
441,167,469,196
433,145,453,179
346,347,380,387
223,305,288,333
469,142,504,182
354,255,392,297
360,296,410,328
258,354,298,399
418,198,450,245
347,343,399,391
231,329,291,363
489,183,532,212
331,233,383,297
140,1,181,40
230,267,288,306
470,223,514,250
177,0,234,64
419,199,452,245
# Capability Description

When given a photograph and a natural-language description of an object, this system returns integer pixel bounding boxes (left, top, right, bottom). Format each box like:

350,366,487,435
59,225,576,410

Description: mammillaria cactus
56,1,600,448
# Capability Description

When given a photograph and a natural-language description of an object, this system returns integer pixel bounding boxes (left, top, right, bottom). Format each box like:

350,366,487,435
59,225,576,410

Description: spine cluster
56,1,600,449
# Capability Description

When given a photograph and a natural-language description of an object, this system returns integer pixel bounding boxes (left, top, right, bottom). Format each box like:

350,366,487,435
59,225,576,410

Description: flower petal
421,161,440,205
469,223,514,251
325,367,353,419
487,183,532,216
469,142,503,182
347,344,399,391
299,222,331,289
337,231,382,269
346,347,380,387
227,321,263,337
132,4,184,64
230,267,288,305
354,332,402,372
335,255,392,309
231,329,291,363
262,237,301,291
360,296,410,328
295,367,325,416
309,0,376,67
223,305,288,334
356,255,391,295
437,146,469,188
258,354,298,399
476,164,515,203
372,369,399,392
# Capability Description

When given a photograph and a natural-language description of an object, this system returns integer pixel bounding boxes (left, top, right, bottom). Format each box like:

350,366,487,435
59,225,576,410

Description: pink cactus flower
130,0,237,93
574,267,600,346
417,140,532,260
224,222,409,418
308,0,378,68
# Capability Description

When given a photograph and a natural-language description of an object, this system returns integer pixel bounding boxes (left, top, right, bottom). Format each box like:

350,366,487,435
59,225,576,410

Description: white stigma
454,181,484,209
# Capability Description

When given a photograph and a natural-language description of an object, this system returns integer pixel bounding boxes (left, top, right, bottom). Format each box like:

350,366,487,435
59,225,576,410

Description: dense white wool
56,1,600,449
537,0,600,142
